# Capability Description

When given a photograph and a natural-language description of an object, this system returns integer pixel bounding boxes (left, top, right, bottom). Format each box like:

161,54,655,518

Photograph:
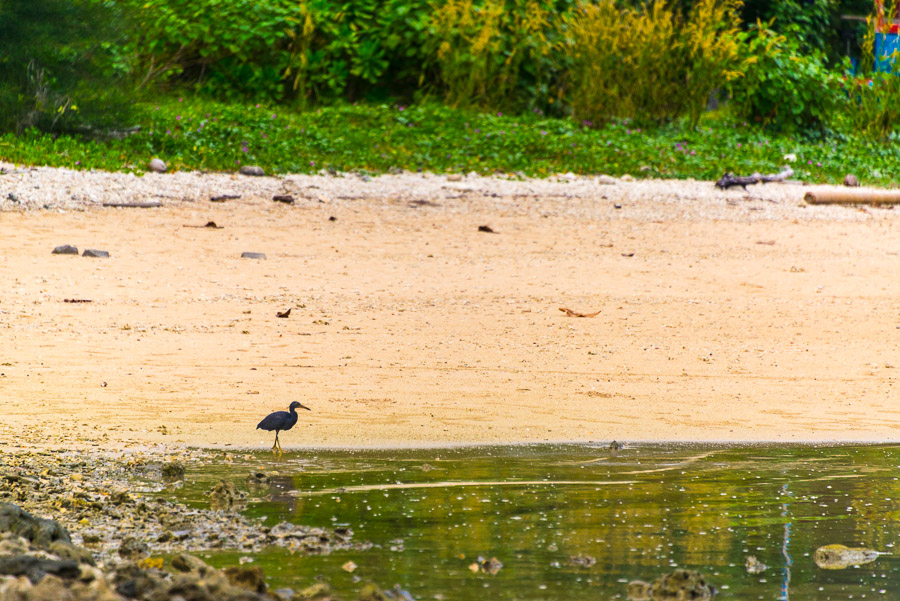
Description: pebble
240,252,267,260
82,249,109,258
0,163,880,224
843,174,859,187
596,175,617,185
51,245,78,255
148,158,167,173
239,165,265,177
0,449,367,566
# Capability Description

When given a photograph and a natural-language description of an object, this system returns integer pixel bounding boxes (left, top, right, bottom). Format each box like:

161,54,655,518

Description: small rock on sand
843,174,859,187
82,249,109,258
239,165,265,177
51,245,78,255
241,252,267,260
148,158,167,173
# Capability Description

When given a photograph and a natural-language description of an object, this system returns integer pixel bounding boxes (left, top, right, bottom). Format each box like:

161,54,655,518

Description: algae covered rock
161,461,186,482
224,565,267,593
628,569,716,600
745,555,767,574
814,544,883,570
117,536,150,560
209,480,247,511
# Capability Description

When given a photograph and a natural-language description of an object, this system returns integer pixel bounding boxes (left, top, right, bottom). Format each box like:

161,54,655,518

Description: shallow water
166,444,900,600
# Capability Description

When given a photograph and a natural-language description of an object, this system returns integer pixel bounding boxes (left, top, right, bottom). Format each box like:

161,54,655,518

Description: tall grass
566,0,744,126
427,0,558,110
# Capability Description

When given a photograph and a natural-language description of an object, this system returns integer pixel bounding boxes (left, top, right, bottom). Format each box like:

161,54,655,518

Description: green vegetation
2,0,900,183
5,99,900,185
0,0,132,133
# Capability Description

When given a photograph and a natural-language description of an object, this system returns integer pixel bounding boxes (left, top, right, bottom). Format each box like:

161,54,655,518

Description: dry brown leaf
559,307,601,318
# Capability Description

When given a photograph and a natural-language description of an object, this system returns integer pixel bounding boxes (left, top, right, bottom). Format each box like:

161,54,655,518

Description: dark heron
256,401,310,452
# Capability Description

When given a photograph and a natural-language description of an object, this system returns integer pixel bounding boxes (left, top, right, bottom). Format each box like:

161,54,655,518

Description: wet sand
1,171,898,449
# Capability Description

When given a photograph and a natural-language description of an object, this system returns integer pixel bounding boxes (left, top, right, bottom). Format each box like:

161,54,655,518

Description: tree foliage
0,0,132,133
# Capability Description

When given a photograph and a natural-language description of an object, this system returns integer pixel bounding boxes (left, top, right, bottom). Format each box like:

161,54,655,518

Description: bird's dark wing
257,410,290,431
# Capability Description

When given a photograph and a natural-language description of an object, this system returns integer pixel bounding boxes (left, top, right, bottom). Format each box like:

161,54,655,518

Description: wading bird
257,401,310,452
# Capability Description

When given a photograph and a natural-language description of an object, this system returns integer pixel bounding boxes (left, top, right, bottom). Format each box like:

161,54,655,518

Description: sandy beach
1,165,898,449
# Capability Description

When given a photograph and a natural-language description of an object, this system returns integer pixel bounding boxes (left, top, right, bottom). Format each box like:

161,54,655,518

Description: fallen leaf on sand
478,225,497,233
276,308,292,318
559,307,601,318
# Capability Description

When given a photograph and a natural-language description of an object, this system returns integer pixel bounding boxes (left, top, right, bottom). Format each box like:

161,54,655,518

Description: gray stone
0,555,80,584
0,503,71,549
843,174,859,187
596,175,617,185
117,537,149,560
241,252,266,260
171,553,210,573
82,249,110,258
47,541,95,566
148,158,167,173
239,165,265,177
52,245,78,255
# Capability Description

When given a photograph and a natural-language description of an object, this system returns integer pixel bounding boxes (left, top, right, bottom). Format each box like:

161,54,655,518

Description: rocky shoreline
0,448,400,601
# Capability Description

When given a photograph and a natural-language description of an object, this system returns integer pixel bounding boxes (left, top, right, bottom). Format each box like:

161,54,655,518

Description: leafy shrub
565,0,745,126
730,23,846,132
0,0,132,133
123,0,433,104
425,0,564,111
844,72,900,139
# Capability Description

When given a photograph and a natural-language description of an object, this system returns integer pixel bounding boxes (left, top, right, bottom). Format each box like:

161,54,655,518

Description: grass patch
1,98,899,185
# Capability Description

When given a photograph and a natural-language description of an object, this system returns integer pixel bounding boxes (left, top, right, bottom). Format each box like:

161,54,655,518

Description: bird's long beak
300,404,311,411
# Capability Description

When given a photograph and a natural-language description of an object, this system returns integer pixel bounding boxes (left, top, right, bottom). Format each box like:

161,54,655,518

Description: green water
168,444,900,600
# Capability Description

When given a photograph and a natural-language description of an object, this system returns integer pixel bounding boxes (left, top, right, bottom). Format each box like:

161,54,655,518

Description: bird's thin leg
272,432,279,451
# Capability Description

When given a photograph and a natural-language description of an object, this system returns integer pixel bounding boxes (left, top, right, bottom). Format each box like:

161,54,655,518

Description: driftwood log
715,168,794,190
805,189,900,205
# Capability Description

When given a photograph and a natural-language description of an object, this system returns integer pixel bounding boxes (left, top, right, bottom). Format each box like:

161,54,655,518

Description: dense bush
122,0,434,104
566,0,746,125
426,0,569,112
730,23,846,133
0,0,132,133
1,0,895,140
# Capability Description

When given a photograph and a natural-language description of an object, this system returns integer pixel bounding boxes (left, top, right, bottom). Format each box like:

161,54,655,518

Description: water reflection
169,445,900,600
